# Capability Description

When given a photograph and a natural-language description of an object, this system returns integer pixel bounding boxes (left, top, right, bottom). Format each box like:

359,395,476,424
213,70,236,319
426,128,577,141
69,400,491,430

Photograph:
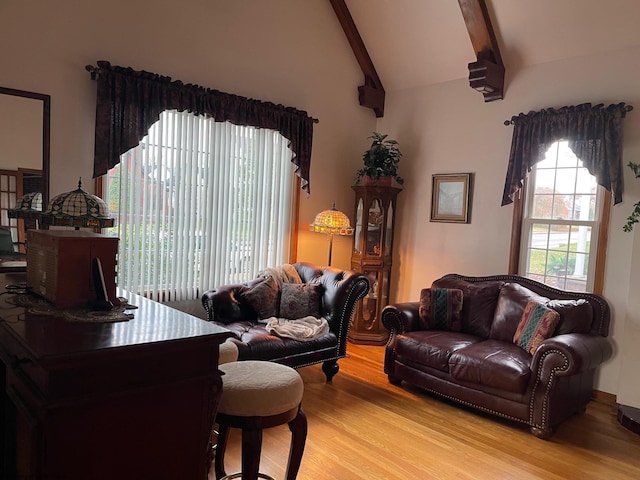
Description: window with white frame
519,141,603,292
104,109,295,301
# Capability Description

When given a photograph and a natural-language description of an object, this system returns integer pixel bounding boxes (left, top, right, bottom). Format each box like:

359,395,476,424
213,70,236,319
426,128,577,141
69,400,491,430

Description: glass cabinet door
350,185,401,345
366,198,383,256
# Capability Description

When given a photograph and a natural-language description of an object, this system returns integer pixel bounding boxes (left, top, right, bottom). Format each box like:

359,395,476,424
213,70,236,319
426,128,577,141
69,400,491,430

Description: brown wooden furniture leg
215,424,230,479
285,407,308,480
241,427,263,480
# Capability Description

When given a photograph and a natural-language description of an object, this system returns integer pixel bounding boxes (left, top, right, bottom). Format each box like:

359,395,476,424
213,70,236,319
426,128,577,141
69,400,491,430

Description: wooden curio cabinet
349,185,401,345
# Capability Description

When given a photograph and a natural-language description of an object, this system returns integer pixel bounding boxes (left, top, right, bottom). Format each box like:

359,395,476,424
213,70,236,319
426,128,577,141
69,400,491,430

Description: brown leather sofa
381,273,612,438
201,262,369,381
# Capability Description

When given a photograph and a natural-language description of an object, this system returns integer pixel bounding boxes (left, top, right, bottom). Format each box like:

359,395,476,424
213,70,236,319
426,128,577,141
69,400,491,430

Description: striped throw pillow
513,301,560,354
419,288,464,331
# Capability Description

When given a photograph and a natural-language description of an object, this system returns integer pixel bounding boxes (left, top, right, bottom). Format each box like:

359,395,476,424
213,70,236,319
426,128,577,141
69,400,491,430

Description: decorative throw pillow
241,276,280,319
418,288,464,331
513,300,561,354
279,283,323,320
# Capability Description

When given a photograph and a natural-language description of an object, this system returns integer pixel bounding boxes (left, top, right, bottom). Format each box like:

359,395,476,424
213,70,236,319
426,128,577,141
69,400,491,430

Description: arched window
104,110,295,301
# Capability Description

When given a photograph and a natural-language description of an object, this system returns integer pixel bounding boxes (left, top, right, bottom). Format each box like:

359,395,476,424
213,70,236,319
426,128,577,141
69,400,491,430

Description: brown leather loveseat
201,262,369,381
381,273,612,438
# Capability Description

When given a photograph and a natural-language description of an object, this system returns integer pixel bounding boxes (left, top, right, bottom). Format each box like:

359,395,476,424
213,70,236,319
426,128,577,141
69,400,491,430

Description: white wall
0,0,377,270
377,45,640,399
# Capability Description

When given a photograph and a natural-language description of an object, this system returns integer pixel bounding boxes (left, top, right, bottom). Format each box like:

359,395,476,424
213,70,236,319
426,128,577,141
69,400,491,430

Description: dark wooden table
0,273,231,479
0,254,27,273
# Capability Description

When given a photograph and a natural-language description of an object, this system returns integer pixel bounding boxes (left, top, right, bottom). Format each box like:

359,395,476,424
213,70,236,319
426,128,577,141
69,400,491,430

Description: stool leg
285,406,308,480
214,424,230,480
241,427,263,480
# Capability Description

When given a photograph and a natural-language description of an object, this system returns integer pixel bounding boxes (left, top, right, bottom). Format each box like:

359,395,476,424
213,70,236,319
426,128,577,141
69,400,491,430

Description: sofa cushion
513,301,561,354
432,277,504,338
547,299,593,335
418,288,463,331
230,324,338,361
490,283,549,342
279,282,323,319
395,330,481,372
448,340,532,394
241,275,280,319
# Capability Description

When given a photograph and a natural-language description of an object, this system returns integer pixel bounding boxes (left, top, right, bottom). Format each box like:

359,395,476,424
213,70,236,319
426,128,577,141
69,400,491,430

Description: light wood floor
209,343,640,480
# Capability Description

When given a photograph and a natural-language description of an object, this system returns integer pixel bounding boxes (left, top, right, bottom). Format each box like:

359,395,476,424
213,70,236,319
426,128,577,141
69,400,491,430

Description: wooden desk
0,254,27,273
0,274,231,479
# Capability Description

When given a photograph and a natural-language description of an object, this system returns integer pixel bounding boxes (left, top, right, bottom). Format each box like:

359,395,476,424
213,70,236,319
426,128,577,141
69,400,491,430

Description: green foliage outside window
624,162,640,232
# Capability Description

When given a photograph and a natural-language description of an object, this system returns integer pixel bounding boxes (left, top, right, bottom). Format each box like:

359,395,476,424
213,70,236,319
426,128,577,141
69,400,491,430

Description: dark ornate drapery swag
88,61,318,194
502,102,632,206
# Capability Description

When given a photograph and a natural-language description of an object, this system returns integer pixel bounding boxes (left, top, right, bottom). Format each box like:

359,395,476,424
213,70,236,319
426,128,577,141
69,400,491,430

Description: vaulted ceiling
342,0,640,94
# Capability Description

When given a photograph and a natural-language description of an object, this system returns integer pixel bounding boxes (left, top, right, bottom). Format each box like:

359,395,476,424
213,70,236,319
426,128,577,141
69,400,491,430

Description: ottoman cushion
218,360,304,417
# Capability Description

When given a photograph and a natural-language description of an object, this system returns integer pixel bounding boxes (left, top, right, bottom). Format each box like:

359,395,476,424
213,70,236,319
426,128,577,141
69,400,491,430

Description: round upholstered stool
214,360,307,480
219,338,239,365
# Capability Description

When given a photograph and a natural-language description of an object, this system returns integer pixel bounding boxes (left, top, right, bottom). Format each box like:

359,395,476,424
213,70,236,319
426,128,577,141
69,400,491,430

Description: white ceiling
344,0,640,92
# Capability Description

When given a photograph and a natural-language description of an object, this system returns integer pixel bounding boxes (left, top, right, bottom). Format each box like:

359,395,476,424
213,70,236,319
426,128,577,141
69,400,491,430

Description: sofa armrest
528,333,612,438
382,303,420,379
381,303,421,335
201,282,258,324
531,333,613,377
299,264,369,358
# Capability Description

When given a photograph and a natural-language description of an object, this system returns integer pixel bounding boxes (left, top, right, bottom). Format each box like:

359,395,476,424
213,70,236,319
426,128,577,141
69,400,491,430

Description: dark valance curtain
502,102,632,206
89,61,317,194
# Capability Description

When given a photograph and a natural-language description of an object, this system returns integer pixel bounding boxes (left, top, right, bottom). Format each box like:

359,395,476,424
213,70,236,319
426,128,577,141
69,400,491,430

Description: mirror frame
0,86,50,207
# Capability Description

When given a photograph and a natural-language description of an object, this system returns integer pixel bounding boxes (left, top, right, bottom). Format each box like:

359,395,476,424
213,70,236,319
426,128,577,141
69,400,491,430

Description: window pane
534,169,556,192
527,248,547,275
539,144,558,168
576,169,597,194
549,224,570,250
556,142,579,168
545,251,567,276
555,168,577,194
532,194,555,219
550,194,571,220
572,252,589,278
531,223,550,249
568,225,591,254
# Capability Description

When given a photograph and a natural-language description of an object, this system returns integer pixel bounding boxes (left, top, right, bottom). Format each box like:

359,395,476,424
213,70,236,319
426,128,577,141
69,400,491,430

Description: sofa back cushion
547,299,593,335
490,283,550,342
431,277,504,338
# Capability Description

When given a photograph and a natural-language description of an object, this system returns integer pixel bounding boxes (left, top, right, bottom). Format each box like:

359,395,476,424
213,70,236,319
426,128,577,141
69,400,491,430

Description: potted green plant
354,132,404,187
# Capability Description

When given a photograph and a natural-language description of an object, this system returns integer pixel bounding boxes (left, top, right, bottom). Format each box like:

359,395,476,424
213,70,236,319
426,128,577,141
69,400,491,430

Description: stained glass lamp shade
309,202,353,265
8,191,43,220
40,179,114,230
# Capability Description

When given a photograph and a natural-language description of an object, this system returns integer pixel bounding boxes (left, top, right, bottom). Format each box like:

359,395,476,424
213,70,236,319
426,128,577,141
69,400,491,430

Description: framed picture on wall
430,173,472,223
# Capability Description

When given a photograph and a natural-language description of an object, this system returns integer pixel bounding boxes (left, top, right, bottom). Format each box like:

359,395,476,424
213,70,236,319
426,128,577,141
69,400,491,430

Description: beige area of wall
377,46,640,399
0,0,376,271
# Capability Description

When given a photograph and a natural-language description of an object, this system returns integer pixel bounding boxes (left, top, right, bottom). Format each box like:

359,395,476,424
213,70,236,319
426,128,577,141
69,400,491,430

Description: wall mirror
0,86,50,268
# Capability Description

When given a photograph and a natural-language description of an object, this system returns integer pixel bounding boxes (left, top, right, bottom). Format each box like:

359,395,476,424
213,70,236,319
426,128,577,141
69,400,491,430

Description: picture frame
430,173,472,223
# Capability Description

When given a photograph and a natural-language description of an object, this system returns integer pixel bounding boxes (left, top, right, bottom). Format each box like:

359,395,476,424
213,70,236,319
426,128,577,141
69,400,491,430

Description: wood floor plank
210,344,640,479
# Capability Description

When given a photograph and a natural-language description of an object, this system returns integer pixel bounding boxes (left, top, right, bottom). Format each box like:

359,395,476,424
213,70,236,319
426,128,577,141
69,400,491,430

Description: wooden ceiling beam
329,0,385,117
458,0,505,102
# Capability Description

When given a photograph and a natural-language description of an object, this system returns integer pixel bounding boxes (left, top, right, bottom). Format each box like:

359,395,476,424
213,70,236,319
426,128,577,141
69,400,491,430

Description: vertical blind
107,110,294,301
